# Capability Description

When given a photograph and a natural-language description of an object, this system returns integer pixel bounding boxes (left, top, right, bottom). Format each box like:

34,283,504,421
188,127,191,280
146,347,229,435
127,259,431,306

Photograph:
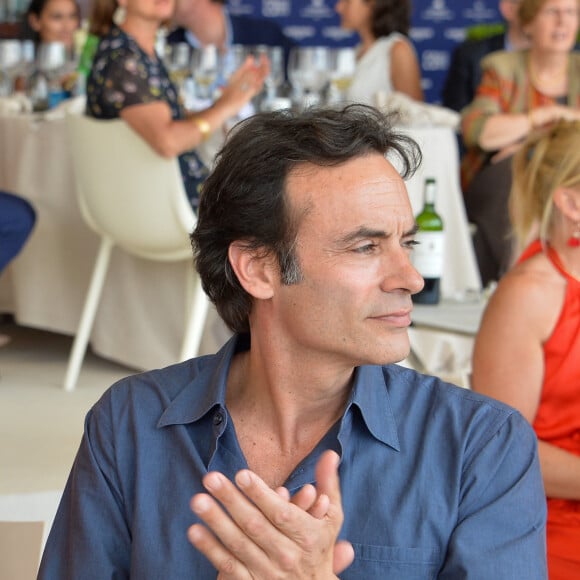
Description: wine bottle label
412,231,445,278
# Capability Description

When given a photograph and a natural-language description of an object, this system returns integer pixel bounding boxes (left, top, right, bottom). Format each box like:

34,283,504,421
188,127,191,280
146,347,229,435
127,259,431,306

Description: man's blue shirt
38,335,547,578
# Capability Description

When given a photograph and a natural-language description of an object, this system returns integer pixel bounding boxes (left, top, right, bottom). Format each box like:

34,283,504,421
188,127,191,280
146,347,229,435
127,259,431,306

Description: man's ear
228,241,276,300
553,187,580,222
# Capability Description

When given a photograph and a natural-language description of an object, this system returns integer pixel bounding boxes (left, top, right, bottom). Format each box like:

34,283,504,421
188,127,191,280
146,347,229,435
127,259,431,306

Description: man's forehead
286,157,406,200
285,158,413,235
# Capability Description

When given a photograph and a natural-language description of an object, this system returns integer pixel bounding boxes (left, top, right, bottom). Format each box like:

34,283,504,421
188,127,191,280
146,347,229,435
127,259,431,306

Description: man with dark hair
39,105,547,579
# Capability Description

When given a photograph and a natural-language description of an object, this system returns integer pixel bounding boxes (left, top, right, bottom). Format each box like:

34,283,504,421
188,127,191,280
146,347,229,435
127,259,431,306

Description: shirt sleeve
37,397,132,579
438,410,547,579
460,59,504,148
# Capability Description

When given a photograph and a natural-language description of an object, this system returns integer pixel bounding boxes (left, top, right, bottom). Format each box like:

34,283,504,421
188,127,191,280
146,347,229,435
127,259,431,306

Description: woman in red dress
472,120,580,578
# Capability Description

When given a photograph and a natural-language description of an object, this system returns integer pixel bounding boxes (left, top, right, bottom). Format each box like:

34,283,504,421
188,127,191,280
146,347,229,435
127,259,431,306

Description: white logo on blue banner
444,27,467,42
262,0,291,18
283,25,317,42
300,0,334,20
421,0,454,22
421,49,450,72
463,0,497,21
323,26,357,42
228,0,255,16
410,27,436,43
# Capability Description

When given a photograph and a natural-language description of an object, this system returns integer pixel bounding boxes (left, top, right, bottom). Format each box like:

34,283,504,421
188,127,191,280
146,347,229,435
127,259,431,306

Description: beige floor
0,322,135,496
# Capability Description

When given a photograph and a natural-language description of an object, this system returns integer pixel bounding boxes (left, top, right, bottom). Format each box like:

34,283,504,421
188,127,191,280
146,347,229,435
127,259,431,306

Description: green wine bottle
412,178,445,304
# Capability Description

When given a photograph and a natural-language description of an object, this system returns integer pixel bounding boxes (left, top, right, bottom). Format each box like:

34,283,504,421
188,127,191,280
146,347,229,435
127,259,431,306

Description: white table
405,297,488,386
412,298,486,336
0,106,479,375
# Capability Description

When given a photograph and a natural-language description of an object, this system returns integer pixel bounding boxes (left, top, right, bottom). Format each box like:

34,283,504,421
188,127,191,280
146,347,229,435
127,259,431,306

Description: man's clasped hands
187,450,355,579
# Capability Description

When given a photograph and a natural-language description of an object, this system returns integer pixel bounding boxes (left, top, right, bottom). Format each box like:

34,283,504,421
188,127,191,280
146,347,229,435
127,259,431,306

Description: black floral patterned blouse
86,25,207,212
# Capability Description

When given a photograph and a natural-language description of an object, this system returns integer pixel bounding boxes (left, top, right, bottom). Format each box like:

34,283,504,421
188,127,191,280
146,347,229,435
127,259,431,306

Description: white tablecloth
0,106,479,374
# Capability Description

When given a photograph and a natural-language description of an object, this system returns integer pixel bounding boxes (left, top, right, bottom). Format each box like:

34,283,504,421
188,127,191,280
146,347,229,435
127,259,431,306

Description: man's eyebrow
337,223,419,245
406,224,420,237
336,227,388,245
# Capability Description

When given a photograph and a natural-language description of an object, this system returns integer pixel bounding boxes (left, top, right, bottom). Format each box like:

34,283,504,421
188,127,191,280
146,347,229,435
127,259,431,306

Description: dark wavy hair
191,104,422,334
371,0,412,37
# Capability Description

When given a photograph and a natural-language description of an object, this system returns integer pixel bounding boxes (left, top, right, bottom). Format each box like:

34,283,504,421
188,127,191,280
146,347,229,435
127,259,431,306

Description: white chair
0,520,44,580
63,115,209,391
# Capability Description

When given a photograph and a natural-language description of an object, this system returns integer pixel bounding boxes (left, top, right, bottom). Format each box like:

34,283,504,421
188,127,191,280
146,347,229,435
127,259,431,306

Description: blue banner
228,0,502,104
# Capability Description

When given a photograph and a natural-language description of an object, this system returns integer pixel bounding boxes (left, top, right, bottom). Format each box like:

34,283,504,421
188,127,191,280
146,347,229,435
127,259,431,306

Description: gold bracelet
192,117,211,141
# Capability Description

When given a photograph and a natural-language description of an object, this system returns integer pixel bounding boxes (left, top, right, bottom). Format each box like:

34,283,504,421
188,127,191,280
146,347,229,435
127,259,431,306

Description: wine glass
328,47,356,104
37,42,67,74
221,44,247,83
191,45,219,101
287,46,329,109
165,42,191,96
255,45,284,102
0,40,21,96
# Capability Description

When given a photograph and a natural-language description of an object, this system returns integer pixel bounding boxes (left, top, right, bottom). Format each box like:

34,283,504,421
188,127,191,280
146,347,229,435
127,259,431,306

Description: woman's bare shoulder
489,253,565,337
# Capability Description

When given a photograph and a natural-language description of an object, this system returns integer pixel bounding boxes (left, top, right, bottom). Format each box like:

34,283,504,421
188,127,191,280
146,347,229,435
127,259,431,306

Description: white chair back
67,115,195,261
63,115,209,391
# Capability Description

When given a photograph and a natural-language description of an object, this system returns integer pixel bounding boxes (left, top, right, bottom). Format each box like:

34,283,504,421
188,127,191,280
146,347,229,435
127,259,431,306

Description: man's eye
354,243,377,254
404,239,420,248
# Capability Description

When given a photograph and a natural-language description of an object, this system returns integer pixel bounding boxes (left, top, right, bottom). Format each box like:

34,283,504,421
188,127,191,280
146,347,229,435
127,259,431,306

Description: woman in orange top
472,120,580,579
460,0,580,286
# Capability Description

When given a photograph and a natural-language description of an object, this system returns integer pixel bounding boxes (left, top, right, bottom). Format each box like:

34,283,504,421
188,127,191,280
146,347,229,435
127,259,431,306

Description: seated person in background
23,0,80,50
21,0,81,99
335,0,423,104
168,0,295,66
38,105,546,578
471,120,580,580
460,0,580,286
86,0,268,212
442,0,529,113
0,191,36,348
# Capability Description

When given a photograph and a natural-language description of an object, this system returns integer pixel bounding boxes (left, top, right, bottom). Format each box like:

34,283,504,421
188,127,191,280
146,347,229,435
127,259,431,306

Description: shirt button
213,413,223,426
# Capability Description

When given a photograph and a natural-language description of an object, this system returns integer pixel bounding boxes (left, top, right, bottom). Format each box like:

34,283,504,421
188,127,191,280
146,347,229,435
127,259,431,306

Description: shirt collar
157,334,400,451
157,334,244,428
346,364,400,451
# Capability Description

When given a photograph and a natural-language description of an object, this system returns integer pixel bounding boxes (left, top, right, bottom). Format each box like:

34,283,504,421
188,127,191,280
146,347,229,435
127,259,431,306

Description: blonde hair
510,120,580,252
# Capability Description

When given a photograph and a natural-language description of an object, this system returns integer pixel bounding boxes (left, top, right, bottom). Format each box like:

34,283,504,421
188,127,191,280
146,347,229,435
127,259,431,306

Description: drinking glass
165,42,191,95
191,45,219,100
287,46,329,108
255,45,284,100
328,47,356,104
221,44,247,82
34,42,67,110
0,40,21,96
37,41,67,73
